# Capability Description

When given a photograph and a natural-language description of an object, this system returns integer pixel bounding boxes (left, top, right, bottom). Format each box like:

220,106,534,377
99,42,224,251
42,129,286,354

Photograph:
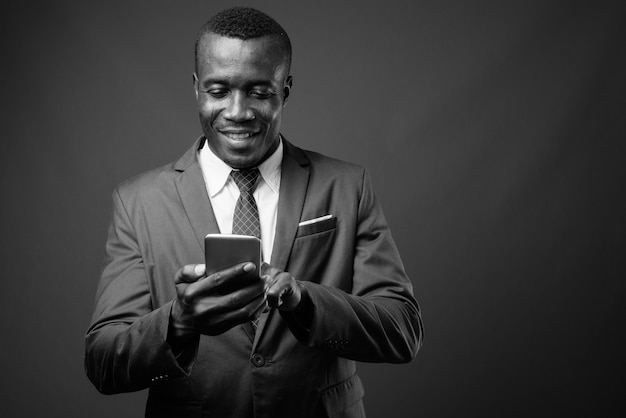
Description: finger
241,292,268,319
260,262,281,278
186,262,257,296
265,273,293,308
262,274,277,291
260,262,270,276
253,294,270,316
174,264,206,284
190,277,265,314
196,294,267,336
260,264,284,292
208,262,256,286
207,261,257,287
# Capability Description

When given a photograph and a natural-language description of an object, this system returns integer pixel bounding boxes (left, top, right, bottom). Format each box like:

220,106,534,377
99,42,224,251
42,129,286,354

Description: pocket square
298,214,333,227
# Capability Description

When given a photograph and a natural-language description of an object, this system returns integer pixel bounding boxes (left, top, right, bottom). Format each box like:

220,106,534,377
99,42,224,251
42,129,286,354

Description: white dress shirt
198,138,282,263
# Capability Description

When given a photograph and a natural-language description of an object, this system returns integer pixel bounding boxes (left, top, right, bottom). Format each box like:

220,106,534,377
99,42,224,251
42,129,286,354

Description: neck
233,137,280,169
254,137,280,168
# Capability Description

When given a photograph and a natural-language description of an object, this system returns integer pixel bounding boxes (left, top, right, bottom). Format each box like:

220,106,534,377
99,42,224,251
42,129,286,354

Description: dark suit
85,137,423,418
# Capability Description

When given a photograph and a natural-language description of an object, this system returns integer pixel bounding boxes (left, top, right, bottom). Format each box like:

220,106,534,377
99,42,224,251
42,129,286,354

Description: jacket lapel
270,139,311,270
173,137,220,252
254,140,310,348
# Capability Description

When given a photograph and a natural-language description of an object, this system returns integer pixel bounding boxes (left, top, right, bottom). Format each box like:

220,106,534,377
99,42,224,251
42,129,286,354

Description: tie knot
231,168,260,194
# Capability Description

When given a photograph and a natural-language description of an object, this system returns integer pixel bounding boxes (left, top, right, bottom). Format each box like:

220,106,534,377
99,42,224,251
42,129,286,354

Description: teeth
222,132,254,139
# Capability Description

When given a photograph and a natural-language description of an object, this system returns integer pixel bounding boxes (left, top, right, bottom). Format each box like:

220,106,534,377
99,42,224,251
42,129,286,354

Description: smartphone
204,234,262,278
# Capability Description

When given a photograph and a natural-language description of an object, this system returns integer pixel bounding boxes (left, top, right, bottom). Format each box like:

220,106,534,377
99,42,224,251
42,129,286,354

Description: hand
171,262,266,337
261,263,302,311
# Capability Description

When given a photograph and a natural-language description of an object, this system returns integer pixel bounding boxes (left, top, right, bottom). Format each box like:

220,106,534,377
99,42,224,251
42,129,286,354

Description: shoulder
115,162,175,195
113,138,200,204
110,162,180,213
285,140,367,182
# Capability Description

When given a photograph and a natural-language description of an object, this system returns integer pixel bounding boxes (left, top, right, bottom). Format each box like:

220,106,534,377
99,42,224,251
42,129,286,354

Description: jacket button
251,353,266,367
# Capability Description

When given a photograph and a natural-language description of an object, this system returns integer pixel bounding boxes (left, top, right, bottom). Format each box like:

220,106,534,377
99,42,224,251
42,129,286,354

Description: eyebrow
201,78,276,88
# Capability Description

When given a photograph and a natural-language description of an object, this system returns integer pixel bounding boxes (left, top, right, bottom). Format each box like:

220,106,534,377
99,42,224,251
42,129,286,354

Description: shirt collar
198,137,283,197
257,138,282,194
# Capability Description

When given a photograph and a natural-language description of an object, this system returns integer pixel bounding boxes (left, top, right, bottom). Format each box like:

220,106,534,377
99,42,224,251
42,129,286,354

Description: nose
223,91,254,122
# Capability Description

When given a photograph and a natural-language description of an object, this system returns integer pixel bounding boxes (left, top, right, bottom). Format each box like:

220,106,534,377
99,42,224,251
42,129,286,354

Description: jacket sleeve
84,188,192,394
282,169,424,363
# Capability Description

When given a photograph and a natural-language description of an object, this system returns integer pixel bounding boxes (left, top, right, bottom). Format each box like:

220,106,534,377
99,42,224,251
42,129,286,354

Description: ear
282,75,293,106
192,73,199,100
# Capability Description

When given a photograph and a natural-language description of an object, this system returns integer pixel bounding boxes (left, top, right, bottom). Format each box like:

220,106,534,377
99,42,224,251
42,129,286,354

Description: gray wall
2,0,625,416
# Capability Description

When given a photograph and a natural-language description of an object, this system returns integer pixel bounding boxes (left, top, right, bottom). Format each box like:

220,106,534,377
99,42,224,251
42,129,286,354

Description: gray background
2,0,625,416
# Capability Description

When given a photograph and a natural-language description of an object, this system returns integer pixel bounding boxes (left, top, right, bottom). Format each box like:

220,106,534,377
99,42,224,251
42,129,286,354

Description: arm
85,188,267,394
266,169,423,363
84,188,191,394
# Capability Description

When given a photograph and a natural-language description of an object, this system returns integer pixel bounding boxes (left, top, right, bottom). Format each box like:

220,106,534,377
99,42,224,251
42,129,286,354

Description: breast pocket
296,216,337,238
291,217,338,283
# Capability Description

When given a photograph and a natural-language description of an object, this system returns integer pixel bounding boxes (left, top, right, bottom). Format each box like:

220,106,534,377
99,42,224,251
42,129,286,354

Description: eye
249,89,274,99
204,88,228,98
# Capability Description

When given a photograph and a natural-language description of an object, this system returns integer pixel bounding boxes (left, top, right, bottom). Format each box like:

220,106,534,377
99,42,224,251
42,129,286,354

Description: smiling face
194,33,292,169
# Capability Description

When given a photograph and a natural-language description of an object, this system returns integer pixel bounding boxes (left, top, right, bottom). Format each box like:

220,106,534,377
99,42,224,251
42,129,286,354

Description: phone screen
204,234,262,278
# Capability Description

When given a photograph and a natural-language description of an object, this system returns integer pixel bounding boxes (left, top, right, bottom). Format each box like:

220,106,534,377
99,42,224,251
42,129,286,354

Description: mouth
218,129,260,140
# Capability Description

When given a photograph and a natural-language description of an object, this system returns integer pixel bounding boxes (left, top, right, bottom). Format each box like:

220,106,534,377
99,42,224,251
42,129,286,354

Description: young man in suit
85,7,423,418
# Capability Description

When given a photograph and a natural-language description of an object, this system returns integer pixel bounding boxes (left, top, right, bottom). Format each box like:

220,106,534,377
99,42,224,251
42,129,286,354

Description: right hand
170,262,266,337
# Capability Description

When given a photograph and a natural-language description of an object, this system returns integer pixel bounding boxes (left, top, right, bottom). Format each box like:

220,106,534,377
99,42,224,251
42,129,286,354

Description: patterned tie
231,168,262,332
231,169,261,239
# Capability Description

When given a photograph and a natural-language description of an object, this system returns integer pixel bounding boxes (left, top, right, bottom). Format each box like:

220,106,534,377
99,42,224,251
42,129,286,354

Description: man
85,7,423,418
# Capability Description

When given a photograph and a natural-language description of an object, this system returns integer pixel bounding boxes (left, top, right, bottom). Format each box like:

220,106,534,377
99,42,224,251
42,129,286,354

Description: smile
219,130,258,140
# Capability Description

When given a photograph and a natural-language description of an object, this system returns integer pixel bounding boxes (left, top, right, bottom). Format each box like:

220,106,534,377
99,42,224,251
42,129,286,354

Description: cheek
199,104,219,123
257,104,283,125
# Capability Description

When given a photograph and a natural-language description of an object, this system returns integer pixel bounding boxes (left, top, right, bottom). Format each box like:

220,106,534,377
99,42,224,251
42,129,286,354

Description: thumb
175,264,206,284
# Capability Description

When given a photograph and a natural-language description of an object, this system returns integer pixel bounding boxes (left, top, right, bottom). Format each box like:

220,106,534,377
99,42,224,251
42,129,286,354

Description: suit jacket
85,137,423,418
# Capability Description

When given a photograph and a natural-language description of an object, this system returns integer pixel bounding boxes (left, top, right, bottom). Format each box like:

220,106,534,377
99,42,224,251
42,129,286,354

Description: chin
225,154,261,169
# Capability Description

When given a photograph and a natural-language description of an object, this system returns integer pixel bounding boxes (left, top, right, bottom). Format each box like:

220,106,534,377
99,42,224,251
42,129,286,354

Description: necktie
230,168,261,239
230,168,262,331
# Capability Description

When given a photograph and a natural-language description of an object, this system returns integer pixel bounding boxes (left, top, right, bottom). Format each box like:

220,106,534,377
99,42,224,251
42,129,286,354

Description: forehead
196,33,288,80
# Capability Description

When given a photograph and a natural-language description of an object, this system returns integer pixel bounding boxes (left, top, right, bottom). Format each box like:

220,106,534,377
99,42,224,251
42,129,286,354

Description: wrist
166,301,199,369
169,299,198,339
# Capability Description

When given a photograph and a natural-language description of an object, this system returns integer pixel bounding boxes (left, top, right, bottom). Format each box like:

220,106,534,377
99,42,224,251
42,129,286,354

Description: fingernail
243,263,256,272
194,264,205,275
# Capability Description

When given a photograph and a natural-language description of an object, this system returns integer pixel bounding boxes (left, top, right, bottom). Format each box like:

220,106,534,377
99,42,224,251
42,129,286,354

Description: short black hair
195,7,292,73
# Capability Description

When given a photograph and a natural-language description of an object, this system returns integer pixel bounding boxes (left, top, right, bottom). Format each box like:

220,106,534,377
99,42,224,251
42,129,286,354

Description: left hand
261,263,302,311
